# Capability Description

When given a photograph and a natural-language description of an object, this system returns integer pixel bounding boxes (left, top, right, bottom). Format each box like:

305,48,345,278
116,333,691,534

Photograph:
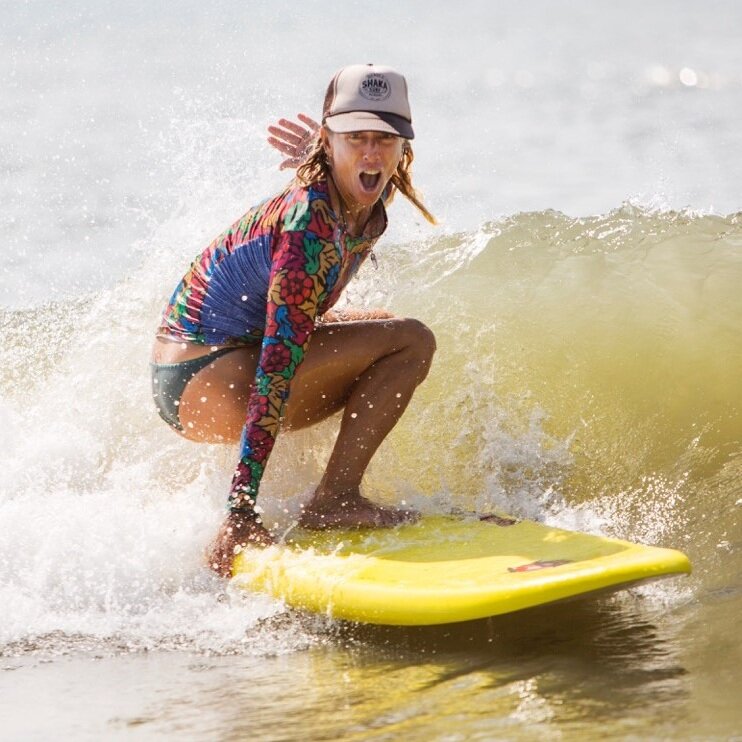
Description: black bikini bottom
150,347,241,432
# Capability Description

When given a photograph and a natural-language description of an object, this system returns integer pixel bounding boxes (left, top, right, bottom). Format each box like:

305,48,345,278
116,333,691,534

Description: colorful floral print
157,180,387,511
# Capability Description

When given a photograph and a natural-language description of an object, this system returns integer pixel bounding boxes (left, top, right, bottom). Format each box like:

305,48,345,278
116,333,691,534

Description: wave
371,205,742,550
1,204,740,652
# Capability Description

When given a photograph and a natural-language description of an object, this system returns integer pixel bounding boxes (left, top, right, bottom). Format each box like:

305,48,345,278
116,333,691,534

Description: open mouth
359,170,382,192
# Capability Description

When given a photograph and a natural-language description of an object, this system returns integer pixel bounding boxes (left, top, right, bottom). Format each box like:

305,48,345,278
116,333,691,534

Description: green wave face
358,207,741,558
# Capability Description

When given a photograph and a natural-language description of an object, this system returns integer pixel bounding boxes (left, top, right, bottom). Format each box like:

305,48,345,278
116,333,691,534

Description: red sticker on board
508,559,572,573
479,514,518,526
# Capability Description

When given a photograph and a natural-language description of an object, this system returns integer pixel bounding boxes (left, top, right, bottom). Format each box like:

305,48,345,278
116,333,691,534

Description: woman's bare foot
298,487,419,530
207,511,275,577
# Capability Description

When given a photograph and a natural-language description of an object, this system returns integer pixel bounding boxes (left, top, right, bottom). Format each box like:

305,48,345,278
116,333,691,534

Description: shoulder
274,179,337,237
274,178,331,209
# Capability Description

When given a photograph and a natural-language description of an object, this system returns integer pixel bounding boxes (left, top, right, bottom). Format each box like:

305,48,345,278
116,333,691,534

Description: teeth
362,170,381,175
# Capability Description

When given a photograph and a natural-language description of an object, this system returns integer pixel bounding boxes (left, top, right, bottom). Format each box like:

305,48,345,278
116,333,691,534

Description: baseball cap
322,64,415,140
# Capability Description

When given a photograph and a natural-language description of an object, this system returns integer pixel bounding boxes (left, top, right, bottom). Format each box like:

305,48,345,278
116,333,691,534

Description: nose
362,140,381,162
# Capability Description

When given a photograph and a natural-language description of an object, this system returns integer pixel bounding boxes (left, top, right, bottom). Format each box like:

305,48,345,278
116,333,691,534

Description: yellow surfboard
231,515,691,626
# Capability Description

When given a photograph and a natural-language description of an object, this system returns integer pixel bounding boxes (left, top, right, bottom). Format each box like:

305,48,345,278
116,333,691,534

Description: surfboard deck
231,514,691,626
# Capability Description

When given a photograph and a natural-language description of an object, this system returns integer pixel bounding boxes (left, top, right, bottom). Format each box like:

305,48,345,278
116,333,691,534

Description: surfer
150,64,437,576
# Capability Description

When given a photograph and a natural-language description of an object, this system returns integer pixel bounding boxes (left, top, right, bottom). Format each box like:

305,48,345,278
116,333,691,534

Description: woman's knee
397,317,436,375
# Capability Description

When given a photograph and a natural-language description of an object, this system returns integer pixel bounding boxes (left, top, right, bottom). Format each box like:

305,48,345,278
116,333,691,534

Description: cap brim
324,111,414,139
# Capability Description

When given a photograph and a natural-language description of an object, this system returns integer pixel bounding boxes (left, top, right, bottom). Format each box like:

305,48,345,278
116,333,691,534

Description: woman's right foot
298,488,419,530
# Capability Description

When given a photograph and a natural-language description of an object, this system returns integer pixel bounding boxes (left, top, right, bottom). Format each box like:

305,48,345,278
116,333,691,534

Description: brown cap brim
324,110,414,139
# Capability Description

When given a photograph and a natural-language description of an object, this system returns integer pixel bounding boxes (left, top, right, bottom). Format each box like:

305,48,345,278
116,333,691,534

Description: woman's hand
267,113,320,170
321,308,397,323
207,511,274,577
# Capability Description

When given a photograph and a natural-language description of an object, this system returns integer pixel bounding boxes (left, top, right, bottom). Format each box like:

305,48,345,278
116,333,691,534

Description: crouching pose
150,64,436,576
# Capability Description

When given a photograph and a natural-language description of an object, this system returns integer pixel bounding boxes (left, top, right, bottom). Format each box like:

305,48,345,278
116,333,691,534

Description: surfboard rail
231,516,691,626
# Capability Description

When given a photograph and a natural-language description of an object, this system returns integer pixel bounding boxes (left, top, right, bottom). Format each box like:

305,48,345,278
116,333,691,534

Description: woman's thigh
177,318,431,442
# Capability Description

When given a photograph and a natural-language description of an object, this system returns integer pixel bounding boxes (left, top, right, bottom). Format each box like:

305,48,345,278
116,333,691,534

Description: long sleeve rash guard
157,179,386,510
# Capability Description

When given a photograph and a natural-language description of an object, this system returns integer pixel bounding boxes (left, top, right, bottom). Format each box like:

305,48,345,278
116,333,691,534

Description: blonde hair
295,133,437,225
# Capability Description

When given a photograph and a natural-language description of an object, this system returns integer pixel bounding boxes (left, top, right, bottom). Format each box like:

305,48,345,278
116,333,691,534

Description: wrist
227,505,262,526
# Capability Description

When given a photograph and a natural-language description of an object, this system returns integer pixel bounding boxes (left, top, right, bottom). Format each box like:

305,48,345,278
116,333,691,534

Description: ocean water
1,1,741,739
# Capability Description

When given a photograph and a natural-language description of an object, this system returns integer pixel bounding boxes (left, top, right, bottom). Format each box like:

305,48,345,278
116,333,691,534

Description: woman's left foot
298,488,419,530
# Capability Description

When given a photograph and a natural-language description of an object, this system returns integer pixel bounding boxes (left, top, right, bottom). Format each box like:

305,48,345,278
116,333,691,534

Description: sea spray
2,205,740,653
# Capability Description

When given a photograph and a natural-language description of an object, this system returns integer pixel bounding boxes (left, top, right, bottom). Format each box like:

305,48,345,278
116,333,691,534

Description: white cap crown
323,64,414,139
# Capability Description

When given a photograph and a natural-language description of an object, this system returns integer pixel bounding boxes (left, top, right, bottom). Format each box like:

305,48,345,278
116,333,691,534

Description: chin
356,179,390,205
355,191,380,206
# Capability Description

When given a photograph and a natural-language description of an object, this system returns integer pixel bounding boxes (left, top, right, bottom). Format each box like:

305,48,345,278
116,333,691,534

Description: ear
320,126,332,157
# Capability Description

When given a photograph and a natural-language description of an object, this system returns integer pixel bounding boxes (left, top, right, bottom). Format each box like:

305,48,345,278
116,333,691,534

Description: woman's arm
228,201,337,511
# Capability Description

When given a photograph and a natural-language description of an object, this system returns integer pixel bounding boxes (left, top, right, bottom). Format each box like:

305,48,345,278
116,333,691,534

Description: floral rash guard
157,179,386,512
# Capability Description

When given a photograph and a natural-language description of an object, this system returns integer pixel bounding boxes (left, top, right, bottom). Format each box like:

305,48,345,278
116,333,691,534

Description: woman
151,64,437,576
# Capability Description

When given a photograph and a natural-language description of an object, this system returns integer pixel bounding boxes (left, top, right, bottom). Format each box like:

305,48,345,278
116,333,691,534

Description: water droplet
679,67,698,87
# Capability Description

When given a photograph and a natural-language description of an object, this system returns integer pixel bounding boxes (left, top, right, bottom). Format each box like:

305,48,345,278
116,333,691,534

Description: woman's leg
294,318,437,527
160,318,435,574
176,317,436,523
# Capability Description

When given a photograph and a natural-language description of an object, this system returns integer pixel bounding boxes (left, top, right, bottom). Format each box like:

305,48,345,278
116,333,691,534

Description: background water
1,1,741,739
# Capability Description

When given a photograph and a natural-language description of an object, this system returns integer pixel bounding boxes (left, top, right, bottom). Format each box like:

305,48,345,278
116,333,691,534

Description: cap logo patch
359,73,391,102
